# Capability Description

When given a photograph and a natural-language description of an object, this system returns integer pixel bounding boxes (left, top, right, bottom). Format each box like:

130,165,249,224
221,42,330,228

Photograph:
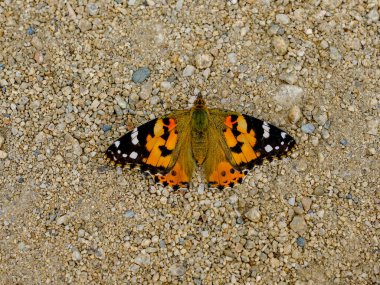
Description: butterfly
105,95,296,190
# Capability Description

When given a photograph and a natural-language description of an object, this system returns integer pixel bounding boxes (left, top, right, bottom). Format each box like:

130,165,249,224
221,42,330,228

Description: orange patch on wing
225,116,237,128
155,162,189,189
165,131,178,150
157,155,171,168
236,116,248,133
165,118,177,131
208,161,246,189
224,128,238,147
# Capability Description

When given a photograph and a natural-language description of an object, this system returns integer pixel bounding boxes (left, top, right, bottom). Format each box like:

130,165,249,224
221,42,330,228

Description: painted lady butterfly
106,95,296,190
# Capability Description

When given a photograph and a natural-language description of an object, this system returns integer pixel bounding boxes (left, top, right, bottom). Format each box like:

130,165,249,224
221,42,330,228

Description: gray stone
134,253,151,266
274,84,303,108
195,54,213,69
276,14,290,25
301,123,315,134
169,263,186,276
313,186,324,196
132,67,150,83
329,46,342,61
183,65,195,77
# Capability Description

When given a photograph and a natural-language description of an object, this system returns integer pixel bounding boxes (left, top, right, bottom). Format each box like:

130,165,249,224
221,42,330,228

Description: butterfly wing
106,111,195,189
205,110,296,189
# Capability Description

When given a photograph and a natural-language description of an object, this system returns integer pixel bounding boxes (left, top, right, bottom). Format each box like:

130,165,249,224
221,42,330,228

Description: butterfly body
106,95,296,190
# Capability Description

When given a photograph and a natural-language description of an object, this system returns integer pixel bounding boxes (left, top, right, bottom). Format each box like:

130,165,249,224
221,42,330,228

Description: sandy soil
0,0,379,284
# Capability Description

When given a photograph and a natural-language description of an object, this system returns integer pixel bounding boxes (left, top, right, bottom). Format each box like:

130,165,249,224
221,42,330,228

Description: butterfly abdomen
191,108,209,165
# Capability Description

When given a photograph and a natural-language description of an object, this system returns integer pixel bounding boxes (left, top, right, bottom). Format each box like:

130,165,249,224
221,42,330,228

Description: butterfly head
193,94,206,108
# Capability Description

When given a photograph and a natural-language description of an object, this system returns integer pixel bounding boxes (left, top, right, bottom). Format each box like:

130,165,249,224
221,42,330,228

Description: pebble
279,71,298,84
313,186,324,196
244,207,261,222
195,54,213,69
301,197,312,212
272,36,289,55
56,215,68,225
139,82,153,100
0,150,7,159
183,65,195,77
78,19,92,32
90,99,100,110
169,263,186,276
27,26,35,35
274,84,303,108
301,123,315,134
288,105,301,124
290,215,307,234
288,197,296,206
62,86,72,96
87,3,98,16
340,138,348,146
313,111,328,126
134,253,151,266
329,46,342,61
367,8,379,23
367,118,378,135
276,14,290,25
34,51,44,63
72,249,81,261
227,53,237,64
0,135,4,148
124,210,135,218
132,67,150,83
102,125,111,132
296,237,306,247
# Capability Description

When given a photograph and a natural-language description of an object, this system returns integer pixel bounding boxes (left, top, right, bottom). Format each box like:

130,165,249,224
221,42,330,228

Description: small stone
78,19,92,32
56,215,68,225
27,26,35,35
0,135,4,148
78,229,85,237
367,8,379,23
272,36,289,55
102,125,111,132
195,54,213,69
72,249,81,261
301,197,312,212
274,84,303,108
160,81,171,90
134,253,151,266
227,53,237,64
62,86,72,96
279,71,298,84
132,67,150,83
0,150,7,159
367,118,378,135
34,51,44,63
296,236,306,247
288,197,296,206
276,14,290,25
95,248,105,259
313,186,324,196
270,257,280,267
124,210,135,218
340,138,348,146
87,3,98,15
139,81,153,100
245,207,261,222
31,36,43,50
90,99,100,110
169,263,186,276
313,111,328,126
329,46,342,61
290,215,307,234
183,65,195,77
288,105,301,124
301,123,315,134
350,38,362,50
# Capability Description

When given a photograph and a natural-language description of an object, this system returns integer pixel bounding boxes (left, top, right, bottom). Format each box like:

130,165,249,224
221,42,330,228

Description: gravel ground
0,1,379,284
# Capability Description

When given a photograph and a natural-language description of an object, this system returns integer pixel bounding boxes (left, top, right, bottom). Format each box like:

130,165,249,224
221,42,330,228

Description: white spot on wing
130,151,138,159
117,150,121,154
275,146,279,150
114,141,120,148
264,145,273,152
281,141,284,145
131,130,138,139
263,131,270,138
132,137,139,145
122,153,128,158
281,132,286,139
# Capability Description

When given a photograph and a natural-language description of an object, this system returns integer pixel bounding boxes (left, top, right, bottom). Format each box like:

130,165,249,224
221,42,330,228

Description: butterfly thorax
190,105,209,165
